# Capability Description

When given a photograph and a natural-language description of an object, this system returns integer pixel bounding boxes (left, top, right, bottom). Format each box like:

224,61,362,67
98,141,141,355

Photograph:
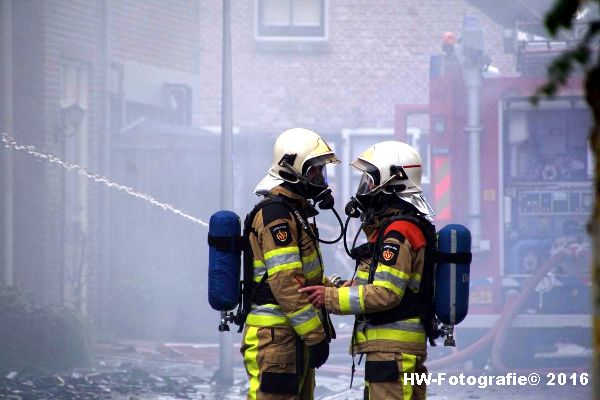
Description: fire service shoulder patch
270,222,292,246
380,242,400,266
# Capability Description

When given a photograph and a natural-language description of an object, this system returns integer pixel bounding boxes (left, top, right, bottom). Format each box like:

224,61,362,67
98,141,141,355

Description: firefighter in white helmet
241,128,339,399
300,141,435,400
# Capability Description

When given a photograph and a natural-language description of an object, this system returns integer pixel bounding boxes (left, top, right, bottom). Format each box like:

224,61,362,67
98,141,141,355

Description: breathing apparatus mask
341,162,434,259
277,155,344,244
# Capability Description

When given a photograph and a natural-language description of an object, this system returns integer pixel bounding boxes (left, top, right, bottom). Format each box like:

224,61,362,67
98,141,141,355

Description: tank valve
218,311,236,332
441,324,456,347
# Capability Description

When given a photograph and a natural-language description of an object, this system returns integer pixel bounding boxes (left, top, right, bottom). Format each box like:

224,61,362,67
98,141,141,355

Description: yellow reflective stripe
304,268,321,280
408,273,422,292
358,285,365,313
375,265,411,281
268,261,302,275
253,260,267,282
373,280,405,296
338,287,351,313
302,250,318,264
294,314,322,336
250,303,285,314
355,328,426,344
264,246,300,259
302,249,322,280
401,353,417,398
246,304,289,327
286,305,321,336
243,326,260,400
336,286,365,314
356,270,369,285
245,314,289,326
264,246,302,276
287,303,312,318
356,270,369,280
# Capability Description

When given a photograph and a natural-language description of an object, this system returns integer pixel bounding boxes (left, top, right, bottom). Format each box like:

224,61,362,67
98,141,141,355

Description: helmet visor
356,172,376,195
305,164,328,187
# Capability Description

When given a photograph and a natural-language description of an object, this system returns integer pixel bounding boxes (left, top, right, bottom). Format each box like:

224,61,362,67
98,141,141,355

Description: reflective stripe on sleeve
408,273,422,292
264,246,302,275
372,280,405,296
373,265,410,296
302,250,322,280
338,286,365,314
356,270,369,285
287,304,322,336
253,260,267,282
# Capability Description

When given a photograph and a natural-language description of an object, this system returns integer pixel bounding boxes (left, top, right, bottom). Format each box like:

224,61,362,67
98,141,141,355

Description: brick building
197,0,516,133
0,0,203,336
1,0,523,338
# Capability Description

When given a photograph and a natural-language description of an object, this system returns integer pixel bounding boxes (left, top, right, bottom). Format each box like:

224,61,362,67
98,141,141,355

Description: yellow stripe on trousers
243,326,260,400
401,353,417,400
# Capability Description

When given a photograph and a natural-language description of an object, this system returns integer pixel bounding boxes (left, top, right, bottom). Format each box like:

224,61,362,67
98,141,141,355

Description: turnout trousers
363,352,427,400
241,325,314,400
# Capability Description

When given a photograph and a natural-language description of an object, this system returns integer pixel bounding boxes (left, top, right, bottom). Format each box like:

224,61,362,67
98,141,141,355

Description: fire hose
429,247,588,372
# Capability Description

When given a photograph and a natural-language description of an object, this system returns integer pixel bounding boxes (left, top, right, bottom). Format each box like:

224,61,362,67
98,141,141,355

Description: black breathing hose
309,206,345,244
343,215,365,258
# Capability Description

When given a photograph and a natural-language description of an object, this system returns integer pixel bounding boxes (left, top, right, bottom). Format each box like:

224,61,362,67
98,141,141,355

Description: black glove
308,339,329,369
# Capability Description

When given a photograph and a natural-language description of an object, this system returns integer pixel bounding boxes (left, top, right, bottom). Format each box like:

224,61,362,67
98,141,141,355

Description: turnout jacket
245,185,328,346
324,209,428,356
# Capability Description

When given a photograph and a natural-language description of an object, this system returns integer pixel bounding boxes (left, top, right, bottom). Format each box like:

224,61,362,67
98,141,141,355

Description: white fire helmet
254,128,340,195
351,141,435,218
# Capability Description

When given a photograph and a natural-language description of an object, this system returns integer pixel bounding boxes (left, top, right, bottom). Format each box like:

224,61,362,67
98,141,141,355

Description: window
256,0,326,40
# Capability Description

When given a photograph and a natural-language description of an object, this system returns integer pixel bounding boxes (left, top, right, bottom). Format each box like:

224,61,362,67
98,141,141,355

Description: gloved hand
308,339,329,369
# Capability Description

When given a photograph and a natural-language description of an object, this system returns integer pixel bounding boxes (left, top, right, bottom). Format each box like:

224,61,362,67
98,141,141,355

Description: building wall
111,0,200,74
11,0,52,304
197,0,517,134
6,0,204,329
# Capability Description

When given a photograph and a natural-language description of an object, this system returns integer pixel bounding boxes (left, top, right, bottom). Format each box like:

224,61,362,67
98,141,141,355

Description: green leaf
544,0,581,36
573,46,591,64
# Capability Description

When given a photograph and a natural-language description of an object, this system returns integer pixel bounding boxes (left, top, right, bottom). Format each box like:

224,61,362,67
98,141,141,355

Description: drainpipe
217,0,234,386
2,0,14,286
101,0,112,332
465,63,482,252
461,16,485,252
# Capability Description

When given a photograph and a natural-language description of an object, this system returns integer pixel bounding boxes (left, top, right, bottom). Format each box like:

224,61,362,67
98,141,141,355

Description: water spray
1,132,208,227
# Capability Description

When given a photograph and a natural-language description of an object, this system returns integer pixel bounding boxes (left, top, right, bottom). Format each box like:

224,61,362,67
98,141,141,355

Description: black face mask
302,183,327,201
281,181,329,204
312,188,335,210
354,191,389,212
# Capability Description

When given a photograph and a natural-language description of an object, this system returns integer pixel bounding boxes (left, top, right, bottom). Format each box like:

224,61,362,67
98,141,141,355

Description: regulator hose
306,206,345,244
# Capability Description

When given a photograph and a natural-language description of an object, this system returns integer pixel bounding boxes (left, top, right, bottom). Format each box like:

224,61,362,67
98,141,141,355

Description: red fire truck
337,20,592,367
393,27,592,366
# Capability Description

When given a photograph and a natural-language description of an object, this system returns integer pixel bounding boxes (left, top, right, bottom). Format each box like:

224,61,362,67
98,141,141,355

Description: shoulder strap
239,197,278,330
239,196,305,328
